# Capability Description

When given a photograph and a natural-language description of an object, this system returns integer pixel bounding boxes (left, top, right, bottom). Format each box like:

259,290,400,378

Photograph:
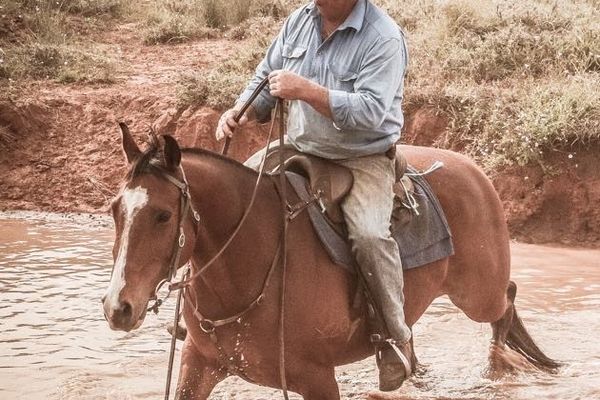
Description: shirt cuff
328,89,350,131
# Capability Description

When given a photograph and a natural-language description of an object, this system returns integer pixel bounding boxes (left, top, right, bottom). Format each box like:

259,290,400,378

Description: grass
175,0,600,169
0,125,16,150
140,0,287,44
1,0,599,169
0,0,124,84
175,15,279,108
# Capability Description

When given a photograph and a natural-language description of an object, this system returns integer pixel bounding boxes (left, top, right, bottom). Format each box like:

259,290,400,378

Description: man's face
314,0,357,20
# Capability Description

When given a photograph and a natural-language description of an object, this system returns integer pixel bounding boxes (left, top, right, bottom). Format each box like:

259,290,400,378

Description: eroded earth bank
1,25,599,247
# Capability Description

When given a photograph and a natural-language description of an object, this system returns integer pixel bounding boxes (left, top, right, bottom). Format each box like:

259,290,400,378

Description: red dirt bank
1,33,599,246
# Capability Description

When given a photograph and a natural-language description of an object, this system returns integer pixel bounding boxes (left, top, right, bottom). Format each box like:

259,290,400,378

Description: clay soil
1,23,599,246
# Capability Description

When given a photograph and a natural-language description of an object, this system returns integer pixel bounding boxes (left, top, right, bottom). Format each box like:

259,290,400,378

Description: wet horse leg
175,338,225,400
487,280,529,376
490,280,517,346
295,365,340,400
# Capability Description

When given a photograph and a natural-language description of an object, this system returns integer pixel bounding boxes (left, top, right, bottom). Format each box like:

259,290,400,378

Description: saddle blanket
287,166,454,271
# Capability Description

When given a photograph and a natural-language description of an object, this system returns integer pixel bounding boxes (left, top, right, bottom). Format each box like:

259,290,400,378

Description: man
215,0,412,391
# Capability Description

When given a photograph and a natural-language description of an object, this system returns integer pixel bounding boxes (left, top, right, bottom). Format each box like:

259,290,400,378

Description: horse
101,123,559,400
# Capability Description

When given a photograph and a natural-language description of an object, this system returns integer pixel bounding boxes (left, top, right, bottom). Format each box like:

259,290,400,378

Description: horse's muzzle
101,295,144,332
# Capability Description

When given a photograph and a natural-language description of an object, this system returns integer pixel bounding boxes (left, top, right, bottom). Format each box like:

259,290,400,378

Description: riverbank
1,0,599,246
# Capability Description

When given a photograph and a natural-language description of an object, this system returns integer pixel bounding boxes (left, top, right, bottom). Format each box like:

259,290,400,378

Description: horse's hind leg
488,280,560,375
490,280,517,346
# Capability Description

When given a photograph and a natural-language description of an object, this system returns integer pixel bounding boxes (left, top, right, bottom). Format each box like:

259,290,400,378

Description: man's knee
348,228,392,249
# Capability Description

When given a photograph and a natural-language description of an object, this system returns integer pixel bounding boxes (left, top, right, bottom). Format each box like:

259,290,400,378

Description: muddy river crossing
0,214,599,399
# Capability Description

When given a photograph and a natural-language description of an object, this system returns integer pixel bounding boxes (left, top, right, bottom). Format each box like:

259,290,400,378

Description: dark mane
126,142,259,181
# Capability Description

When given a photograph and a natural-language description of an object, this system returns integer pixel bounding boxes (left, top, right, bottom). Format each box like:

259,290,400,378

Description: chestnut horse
101,124,558,400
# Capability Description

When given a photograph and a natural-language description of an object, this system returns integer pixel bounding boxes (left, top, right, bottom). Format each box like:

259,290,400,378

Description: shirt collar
305,0,366,32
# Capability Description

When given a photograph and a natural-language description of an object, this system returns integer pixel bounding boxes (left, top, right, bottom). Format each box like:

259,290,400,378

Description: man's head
314,0,358,23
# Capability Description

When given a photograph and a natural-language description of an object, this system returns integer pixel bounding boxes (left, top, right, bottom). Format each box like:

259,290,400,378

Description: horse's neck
184,154,281,315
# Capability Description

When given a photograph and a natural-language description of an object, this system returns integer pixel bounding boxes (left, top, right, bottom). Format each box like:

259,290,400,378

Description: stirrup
372,334,413,378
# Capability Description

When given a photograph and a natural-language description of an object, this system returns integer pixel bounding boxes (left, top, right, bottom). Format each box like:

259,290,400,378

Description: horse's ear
162,135,181,170
119,122,141,164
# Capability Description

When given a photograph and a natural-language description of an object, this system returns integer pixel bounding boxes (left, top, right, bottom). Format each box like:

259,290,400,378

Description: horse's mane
126,139,259,181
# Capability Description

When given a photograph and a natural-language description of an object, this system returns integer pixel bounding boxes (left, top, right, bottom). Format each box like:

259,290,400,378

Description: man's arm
269,70,333,119
270,36,407,131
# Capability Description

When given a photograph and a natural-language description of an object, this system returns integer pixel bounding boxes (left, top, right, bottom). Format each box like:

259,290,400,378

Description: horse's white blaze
104,186,148,311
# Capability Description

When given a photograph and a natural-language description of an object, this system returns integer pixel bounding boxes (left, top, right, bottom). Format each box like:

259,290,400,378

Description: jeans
244,139,411,344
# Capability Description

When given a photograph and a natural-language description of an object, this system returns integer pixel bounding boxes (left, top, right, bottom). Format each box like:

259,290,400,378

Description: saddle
263,145,416,235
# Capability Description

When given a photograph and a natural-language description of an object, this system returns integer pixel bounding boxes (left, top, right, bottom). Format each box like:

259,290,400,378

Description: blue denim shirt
237,0,408,159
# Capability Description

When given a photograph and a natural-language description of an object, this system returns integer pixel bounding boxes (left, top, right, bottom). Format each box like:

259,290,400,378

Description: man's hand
270,70,333,119
215,107,250,141
268,70,310,100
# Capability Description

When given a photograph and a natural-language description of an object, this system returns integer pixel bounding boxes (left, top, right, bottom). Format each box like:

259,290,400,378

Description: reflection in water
0,215,599,399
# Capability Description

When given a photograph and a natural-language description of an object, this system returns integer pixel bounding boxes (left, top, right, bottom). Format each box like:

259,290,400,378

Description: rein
155,77,291,399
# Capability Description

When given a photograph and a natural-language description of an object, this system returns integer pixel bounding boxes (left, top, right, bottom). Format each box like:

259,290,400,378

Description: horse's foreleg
295,365,340,400
175,338,225,400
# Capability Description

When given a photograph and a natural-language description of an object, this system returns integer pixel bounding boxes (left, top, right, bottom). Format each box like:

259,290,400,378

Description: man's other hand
215,108,249,141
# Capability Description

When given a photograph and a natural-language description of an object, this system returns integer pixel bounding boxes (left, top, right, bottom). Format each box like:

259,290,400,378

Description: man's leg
335,153,413,390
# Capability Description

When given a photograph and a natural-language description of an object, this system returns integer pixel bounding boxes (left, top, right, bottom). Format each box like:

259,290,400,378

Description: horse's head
102,123,196,332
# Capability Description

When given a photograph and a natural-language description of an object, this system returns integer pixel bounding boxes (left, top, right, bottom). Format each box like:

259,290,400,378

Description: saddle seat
263,145,415,233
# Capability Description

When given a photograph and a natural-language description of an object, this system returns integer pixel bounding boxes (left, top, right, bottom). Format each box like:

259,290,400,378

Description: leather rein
152,77,292,399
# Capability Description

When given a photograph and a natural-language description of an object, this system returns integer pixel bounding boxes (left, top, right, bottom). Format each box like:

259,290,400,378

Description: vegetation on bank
1,0,599,168
0,0,127,83
178,0,600,168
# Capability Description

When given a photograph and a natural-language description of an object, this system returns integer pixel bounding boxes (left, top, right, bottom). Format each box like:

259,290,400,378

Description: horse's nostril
121,301,133,319
101,294,107,304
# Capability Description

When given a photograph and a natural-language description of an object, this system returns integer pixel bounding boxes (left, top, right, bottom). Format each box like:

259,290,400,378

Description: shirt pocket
282,44,307,71
328,62,358,92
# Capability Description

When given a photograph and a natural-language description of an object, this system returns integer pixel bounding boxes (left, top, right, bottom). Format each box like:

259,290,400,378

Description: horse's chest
190,323,278,384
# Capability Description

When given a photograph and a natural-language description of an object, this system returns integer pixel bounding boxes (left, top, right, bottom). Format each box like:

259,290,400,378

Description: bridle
147,77,292,400
145,164,200,315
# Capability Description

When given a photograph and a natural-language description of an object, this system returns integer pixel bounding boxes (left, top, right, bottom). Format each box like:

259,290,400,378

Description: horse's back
399,145,511,321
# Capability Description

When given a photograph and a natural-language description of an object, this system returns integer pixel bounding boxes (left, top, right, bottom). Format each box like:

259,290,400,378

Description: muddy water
0,214,599,400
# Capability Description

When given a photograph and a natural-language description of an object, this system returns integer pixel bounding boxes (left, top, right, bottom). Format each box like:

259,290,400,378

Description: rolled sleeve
328,37,407,131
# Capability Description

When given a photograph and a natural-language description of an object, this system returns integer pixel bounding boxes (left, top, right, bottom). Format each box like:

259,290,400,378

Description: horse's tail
506,305,562,372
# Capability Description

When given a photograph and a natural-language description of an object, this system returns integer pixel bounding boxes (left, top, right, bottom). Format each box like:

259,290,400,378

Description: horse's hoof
167,322,187,341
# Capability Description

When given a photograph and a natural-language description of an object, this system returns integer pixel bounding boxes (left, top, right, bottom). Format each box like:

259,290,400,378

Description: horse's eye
156,211,172,224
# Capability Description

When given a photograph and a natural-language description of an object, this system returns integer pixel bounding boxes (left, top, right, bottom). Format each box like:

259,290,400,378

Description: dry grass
141,0,287,44
0,125,16,150
173,0,600,167
2,0,598,168
176,16,279,108
0,0,123,83
388,0,600,167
